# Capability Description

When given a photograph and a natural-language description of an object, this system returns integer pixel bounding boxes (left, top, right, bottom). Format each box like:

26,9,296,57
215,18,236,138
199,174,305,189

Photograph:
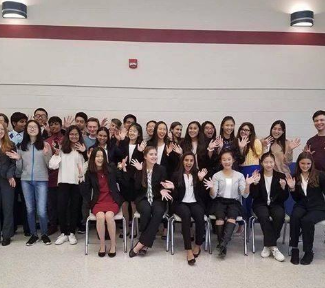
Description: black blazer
0,143,16,179
81,163,124,210
291,171,325,211
171,172,205,208
134,163,167,204
250,171,289,209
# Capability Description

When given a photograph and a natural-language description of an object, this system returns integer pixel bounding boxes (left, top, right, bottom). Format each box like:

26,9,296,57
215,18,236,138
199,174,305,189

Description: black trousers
174,202,205,250
0,178,15,239
254,204,285,247
47,187,58,227
13,177,30,233
290,205,325,253
136,199,165,248
57,183,80,235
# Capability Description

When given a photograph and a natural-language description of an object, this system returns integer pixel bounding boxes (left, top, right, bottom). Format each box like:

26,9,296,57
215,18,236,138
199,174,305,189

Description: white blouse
182,174,196,203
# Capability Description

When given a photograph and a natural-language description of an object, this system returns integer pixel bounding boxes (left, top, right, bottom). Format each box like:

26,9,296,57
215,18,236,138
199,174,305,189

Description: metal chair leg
243,219,248,256
282,221,287,244
166,217,170,252
208,219,212,254
122,216,127,253
204,221,208,251
131,216,136,248
85,218,89,255
171,218,175,255
252,217,256,253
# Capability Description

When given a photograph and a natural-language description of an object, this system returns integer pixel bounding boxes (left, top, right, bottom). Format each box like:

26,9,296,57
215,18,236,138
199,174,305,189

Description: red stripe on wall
0,24,325,46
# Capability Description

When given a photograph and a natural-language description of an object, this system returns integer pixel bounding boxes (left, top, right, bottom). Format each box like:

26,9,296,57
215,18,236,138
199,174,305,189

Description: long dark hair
219,116,235,140
141,146,157,187
182,121,206,158
61,125,84,154
88,147,109,176
94,126,110,147
202,121,216,140
151,121,169,147
260,152,276,173
20,120,44,151
175,152,198,188
295,152,319,188
236,122,258,157
269,120,286,154
169,121,182,143
128,123,143,145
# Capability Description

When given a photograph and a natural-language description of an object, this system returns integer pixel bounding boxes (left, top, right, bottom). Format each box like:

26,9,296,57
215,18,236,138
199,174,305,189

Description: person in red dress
82,147,124,257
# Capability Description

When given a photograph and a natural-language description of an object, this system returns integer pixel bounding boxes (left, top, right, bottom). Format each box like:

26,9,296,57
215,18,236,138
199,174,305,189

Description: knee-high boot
219,222,236,258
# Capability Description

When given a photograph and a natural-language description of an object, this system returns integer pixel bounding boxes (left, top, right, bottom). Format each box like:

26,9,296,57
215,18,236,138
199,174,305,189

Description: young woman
202,121,217,142
0,113,9,129
82,147,124,257
287,152,325,265
220,116,236,150
249,152,289,261
169,121,183,144
7,120,52,246
262,120,301,174
129,146,172,257
49,125,86,245
171,152,207,265
204,149,257,258
145,120,156,141
119,123,146,237
0,123,16,246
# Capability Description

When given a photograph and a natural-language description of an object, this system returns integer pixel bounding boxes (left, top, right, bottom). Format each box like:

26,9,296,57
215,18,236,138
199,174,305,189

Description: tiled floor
2,224,325,288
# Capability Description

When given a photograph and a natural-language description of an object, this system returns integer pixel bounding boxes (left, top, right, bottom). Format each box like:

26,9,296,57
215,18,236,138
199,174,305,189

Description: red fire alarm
129,59,138,69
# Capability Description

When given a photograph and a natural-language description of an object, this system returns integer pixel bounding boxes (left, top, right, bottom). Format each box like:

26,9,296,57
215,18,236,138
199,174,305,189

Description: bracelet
207,147,214,152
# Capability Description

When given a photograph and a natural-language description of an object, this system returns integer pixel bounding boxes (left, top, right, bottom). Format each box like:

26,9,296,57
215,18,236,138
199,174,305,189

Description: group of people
0,108,324,266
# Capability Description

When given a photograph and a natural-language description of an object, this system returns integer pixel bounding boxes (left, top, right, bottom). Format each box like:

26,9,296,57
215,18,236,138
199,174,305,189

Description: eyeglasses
27,126,38,130
34,114,47,119
241,128,250,132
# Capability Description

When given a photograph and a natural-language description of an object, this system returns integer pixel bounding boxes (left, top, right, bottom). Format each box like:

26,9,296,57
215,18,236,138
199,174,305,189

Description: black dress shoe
129,248,138,258
218,245,227,259
290,248,300,265
300,251,314,265
2,238,11,246
108,247,116,258
98,246,106,257
187,257,196,266
193,248,201,258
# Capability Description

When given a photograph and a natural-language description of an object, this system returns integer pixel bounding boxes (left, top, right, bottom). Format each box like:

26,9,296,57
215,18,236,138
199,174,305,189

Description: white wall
1,0,325,160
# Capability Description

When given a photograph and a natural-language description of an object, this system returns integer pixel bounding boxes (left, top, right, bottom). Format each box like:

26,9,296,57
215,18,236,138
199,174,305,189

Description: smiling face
27,122,39,137
49,122,61,135
171,125,182,139
124,117,135,130
262,155,275,173
222,120,235,137
204,123,215,139
14,118,27,133
239,125,251,138
0,116,7,129
299,158,312,173
183,154,195,173
97,130,108,146
313,114,325,132
221,152,234,170
95,150,104,168
188,123,199,139
271,124,284,140
87,121,99,137
69,128,80,144
75,116,86,131
144,148,158,165
157,123,167,140
146,122,156,137
34,110,47,126
128,126,139,141
0,123,5,140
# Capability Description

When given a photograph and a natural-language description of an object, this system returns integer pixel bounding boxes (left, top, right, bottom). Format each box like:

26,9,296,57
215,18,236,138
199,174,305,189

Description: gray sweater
210,170,248,201
17,143,52,181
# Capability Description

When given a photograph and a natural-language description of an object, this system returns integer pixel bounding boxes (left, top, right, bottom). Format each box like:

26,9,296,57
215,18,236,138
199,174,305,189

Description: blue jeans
21,181,48,236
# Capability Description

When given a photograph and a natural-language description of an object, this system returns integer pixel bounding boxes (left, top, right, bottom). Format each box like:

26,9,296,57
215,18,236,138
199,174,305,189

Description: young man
8,112,30,236
33,108,50,139
83,117,100,149
306,110,325,172
75,112,88,135
46,116,64,235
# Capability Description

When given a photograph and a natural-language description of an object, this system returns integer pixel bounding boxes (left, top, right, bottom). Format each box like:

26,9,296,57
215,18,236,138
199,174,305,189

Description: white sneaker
68,233,78,245
271,247,285,262
55,233,68,245
261,247,271,258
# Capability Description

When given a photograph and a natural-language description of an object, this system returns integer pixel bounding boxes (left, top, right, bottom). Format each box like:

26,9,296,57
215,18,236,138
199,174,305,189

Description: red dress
92,171,119,215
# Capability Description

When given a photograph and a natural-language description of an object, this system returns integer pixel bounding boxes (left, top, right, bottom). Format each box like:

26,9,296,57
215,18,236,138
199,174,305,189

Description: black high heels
98,246,106,257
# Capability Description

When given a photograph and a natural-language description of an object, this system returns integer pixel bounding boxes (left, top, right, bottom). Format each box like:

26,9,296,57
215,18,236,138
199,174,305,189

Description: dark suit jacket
134,163,167,204
81,163,124,210
290,171,325,211
250,170,289,209
0,143,16,179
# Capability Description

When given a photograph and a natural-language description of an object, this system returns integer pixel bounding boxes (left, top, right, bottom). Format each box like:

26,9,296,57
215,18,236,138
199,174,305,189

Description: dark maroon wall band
0,24,325,46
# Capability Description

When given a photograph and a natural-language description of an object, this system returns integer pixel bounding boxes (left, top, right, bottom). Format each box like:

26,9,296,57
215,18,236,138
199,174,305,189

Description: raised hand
100,118,109,127
43,142,51,156
261,136,274,147
238,136,250,149
115,127,127,141
215,135,224,150
203,177,213,190
198,168,208,181
172,144,183,155
285,174,296,190
5,150,21,160
161,180,174,190
160,189,173,201
63,115,74,129
120,156,128,171
208,139,218,151
75,142,86,153
137,141,147,152
131,159,143,171
288,138,301,150
87,148,93,159
166,143,174,155
246,173,260,185
8,177,16,188
304,145,315,155
43,123,51,135
279,179,286,190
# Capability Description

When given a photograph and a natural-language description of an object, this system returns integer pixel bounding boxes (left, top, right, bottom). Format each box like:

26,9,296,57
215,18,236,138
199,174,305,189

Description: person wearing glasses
33,108,50,140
